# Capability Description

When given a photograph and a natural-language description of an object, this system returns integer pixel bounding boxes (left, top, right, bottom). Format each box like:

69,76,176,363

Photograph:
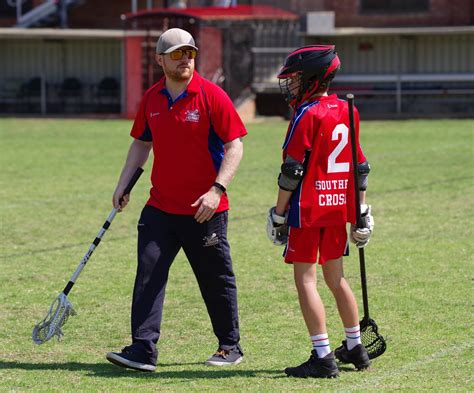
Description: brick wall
3,0,470,29
68,0,151,29
325,0,473,27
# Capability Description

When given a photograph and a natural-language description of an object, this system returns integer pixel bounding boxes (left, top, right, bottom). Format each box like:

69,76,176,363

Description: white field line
343,340,474,391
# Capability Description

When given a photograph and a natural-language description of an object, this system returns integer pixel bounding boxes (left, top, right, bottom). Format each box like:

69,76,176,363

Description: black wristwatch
213,182,226,193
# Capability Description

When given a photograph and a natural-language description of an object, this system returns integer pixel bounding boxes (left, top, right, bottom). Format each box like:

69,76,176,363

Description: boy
267,45,374,378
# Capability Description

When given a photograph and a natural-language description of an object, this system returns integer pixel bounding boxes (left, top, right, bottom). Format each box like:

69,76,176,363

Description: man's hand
192,187,223,223
350,204,374,248
112,187,130,212
266,207,288,246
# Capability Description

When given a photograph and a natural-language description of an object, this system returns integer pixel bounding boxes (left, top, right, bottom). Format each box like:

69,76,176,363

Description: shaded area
0,361,283,379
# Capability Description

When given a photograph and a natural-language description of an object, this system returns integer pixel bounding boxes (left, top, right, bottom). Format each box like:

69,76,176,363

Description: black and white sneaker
284,351,339,378
335,341,370,370
106,346,156,372
205,345,244,366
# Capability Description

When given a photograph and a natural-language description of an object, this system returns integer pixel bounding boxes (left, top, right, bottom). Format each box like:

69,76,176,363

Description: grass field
0,117,473,391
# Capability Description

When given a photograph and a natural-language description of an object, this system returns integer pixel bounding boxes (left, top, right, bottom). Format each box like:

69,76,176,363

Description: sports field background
0,118,473,391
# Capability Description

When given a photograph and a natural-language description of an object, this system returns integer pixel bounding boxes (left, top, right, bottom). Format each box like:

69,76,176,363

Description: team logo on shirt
315,180,349,206
184,109,200,123
150,112,160,117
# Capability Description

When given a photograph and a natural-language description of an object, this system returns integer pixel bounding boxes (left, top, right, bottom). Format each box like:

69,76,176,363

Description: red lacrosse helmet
277,45,341,108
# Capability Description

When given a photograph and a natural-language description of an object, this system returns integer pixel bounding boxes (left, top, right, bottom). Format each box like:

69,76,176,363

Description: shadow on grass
337,365,359,373
0,361,284,379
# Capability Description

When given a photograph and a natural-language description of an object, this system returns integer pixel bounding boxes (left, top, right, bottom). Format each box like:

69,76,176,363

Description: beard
163,61,194,82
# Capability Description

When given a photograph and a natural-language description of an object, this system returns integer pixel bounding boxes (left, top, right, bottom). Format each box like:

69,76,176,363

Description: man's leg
106,206,180,371
178,212,242,364
132,206,181,360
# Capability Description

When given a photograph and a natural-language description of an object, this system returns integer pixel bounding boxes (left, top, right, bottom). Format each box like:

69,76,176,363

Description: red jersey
130,72,247,215
283,94,367,228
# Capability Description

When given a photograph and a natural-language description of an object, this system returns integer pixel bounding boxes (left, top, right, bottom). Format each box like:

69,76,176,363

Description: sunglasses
168,49,198,61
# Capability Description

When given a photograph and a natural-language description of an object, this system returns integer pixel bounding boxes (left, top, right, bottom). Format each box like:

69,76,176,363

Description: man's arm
216,137,244,188
112,139,152,209
192,137,244,223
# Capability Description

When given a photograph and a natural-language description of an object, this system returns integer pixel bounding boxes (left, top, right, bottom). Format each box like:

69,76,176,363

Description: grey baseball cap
156,28,198,54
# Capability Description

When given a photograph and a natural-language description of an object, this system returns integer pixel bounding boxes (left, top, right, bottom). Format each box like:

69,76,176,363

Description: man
266,45,374,378
106,28,246,372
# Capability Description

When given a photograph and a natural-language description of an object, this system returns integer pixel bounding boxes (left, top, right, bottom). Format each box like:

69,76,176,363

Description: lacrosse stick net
32,293,76,344
360,317,387,359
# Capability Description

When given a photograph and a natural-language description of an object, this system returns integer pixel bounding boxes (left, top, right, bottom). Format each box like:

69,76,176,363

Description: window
360,0,430,13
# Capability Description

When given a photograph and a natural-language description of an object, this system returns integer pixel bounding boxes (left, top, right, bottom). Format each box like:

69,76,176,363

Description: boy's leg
283,226,339,378
322,257,370,369
293,262,327,336
284,262,338,378
321,257,359,328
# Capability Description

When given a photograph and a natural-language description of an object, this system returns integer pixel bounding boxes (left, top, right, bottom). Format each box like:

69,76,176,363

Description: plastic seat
96,77,120,112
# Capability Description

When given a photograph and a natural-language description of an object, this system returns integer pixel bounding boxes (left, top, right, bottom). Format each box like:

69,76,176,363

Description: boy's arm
275,189,292,217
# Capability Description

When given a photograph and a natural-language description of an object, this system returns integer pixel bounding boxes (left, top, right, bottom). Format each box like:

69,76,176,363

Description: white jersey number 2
327,124,350,173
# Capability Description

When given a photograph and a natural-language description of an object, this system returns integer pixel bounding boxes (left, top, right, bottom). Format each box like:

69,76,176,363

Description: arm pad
278,155,304,191
358,160,370,191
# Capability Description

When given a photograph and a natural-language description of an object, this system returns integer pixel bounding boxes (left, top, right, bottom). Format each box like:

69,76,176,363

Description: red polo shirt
130,72,247,215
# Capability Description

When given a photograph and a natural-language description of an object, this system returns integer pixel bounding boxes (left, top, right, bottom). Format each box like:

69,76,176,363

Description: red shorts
284,225,348,265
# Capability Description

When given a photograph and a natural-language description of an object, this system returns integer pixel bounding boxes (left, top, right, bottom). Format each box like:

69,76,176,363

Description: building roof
122,5,298,22
307,25,474,37
0,28,149,39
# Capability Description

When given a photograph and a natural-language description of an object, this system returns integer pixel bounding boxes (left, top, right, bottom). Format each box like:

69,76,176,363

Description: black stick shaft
347,94,370,320
62,167,144,295
120,167,145,204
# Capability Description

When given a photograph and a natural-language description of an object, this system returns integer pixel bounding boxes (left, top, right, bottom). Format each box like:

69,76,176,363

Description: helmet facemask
278,72,304,107
279,73,325,109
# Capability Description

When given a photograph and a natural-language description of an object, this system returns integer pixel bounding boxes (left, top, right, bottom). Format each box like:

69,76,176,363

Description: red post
124,35,144,119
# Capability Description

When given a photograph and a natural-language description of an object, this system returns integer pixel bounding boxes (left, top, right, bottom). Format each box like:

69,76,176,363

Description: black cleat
284,351,339,378
335,341,370,370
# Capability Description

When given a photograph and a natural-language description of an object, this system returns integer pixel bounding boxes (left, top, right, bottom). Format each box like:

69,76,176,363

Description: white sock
345,325,362,350
311,333,331,358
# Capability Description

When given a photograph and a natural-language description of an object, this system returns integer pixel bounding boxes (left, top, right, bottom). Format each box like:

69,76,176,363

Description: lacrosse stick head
360,317,387,359
32,293,76,345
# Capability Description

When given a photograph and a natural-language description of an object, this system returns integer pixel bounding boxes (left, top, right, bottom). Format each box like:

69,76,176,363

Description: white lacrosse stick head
32,293,76,345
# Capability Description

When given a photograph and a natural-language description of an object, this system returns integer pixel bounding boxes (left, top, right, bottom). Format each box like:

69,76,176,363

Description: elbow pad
358,160,371,191
278,157,304,191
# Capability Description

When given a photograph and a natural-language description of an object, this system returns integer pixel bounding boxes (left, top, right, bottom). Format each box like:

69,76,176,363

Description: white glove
266,207,288,246
350,204,374,248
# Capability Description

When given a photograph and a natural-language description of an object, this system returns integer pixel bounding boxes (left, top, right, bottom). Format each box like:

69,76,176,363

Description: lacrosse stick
32,167,144,345
347,94,386,359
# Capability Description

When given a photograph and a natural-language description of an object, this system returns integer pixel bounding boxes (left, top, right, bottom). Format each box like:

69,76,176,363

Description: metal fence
0,33,122,114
